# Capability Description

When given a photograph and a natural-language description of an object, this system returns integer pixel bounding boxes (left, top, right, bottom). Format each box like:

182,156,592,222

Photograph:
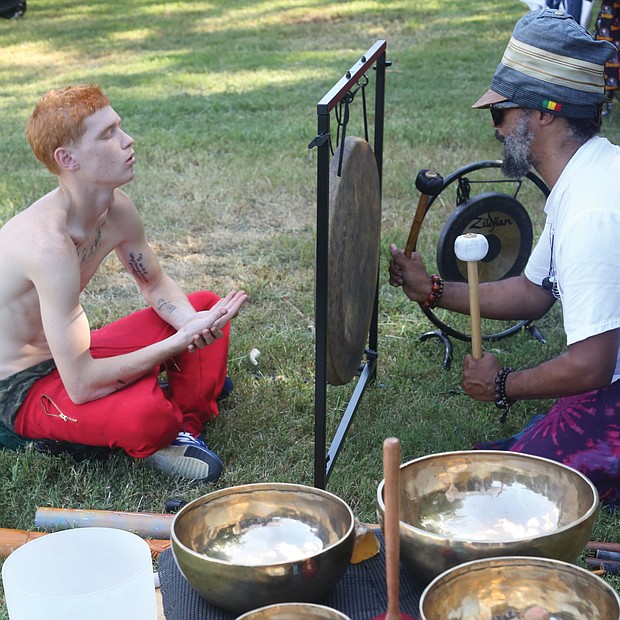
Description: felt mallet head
414,169,444,196
454,232,489,263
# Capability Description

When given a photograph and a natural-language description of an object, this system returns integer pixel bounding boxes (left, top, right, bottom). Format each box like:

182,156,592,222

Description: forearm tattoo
128,252,148,283
156,298,177,315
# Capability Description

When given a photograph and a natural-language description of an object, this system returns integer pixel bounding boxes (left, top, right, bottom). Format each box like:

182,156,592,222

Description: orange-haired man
0,84,246,482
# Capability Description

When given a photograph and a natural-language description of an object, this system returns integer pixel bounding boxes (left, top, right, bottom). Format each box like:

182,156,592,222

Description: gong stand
416,160,550,369
308,40,388,488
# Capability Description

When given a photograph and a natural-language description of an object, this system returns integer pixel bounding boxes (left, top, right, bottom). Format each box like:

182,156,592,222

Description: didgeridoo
0,527,170,560
587,540,620,553
35,506,174,539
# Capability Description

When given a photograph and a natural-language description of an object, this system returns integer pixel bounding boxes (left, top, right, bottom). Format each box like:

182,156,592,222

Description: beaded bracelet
421,274,444,310
494,366,515,423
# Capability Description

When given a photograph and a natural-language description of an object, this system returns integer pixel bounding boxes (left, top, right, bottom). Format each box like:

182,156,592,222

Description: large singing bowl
235,602,352,619
376,450,599,585
419,556,620,619
171,483,355,614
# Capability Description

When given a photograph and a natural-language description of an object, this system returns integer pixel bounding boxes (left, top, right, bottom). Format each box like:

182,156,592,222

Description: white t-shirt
524,136,620,382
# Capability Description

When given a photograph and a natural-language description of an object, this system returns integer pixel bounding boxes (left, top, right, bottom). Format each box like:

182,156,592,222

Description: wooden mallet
372,438,416,620
454,233,489,359
404,169,444,258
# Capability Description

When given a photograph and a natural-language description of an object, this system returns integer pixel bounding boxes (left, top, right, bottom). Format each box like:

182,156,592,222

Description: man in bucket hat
389,9,620,506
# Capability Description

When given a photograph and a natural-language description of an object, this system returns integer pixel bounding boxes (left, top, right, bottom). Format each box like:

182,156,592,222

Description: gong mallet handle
372,438,415,620
454,233,489,359
404,169,444,258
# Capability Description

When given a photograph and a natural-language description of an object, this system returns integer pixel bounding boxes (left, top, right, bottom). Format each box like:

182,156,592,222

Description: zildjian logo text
469,213,514,233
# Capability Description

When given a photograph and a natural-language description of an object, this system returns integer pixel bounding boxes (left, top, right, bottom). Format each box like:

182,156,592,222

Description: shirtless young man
0,84,247,482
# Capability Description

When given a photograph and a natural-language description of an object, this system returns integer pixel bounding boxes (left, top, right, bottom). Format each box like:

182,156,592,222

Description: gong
326,136,381,386
436,192,533,283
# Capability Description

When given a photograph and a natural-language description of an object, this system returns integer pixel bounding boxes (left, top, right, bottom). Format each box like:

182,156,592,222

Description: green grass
1,0,619,615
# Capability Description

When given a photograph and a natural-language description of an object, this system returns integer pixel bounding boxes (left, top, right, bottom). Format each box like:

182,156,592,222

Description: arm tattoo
156,298,177,315
128,252,148,283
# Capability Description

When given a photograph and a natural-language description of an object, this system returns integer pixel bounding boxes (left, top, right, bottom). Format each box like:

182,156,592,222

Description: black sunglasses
489,102,522,127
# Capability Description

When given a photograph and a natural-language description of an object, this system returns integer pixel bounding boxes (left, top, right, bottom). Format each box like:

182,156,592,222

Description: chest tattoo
75,228,102,263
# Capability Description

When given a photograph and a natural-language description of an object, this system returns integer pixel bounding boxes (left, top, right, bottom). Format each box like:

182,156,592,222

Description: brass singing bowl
235,602,352,619
171,483,355,614
419,556,620,619
376,450,599,585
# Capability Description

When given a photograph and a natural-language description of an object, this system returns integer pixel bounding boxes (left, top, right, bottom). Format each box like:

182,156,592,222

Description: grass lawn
1,0,619,615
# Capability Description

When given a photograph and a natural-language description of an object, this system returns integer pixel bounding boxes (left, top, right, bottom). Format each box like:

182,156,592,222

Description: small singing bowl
419,556,620,619
171,483,355,614
376,450,599,585
235,602,352,619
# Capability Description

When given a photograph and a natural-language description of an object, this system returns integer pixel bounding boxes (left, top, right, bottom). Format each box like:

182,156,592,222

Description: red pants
14,291,229,457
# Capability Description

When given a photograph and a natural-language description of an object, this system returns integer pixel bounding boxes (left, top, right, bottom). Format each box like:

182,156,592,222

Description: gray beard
497,113,535,179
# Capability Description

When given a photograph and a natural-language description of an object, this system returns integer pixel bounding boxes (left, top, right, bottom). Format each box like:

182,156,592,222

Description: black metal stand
309,40,388,488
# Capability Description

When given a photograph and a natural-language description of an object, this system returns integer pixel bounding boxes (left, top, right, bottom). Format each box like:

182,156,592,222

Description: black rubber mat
158,530,422,619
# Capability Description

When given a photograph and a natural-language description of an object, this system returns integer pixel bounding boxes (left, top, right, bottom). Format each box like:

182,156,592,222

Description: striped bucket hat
473,8,618,119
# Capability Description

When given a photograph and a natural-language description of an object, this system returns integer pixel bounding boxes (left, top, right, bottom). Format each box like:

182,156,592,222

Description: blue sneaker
145,432,223,482
218,375,233,401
